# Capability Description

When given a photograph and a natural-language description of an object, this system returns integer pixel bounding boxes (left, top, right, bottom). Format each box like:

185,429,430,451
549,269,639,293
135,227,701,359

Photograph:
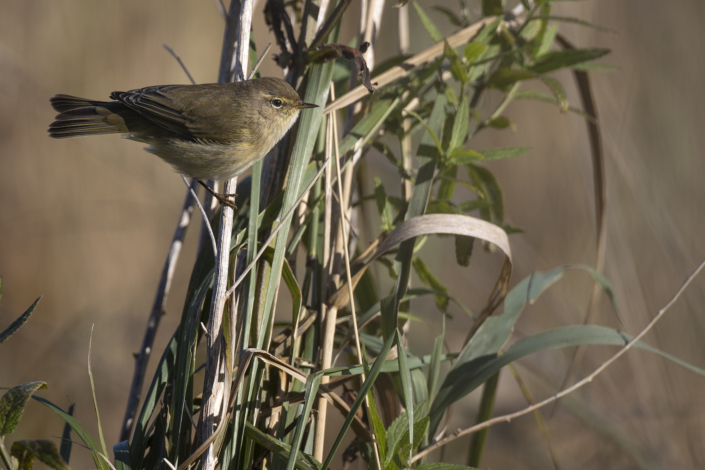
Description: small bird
49,77,317,208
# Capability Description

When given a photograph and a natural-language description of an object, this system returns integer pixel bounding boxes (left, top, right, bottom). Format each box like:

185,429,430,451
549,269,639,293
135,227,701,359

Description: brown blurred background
2,1,705,469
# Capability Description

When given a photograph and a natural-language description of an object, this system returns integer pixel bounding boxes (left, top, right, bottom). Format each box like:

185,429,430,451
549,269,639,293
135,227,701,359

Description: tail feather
48,94,145,139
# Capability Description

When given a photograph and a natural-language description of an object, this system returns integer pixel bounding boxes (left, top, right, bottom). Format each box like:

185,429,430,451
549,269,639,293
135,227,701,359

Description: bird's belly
143,138,265,181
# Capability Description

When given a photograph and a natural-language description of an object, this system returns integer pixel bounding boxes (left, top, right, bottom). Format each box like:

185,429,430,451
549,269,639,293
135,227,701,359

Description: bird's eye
271,99,283,108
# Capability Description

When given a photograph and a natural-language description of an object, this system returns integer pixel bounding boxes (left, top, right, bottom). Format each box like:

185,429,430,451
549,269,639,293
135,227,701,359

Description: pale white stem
313,116,337,461
198,1,254,469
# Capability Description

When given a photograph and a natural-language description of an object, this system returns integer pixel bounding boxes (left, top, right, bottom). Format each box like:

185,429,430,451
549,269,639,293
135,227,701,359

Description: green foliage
10,3,705,470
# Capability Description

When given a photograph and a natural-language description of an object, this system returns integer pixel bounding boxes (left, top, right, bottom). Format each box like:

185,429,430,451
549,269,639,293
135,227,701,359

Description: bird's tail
48,95,139,139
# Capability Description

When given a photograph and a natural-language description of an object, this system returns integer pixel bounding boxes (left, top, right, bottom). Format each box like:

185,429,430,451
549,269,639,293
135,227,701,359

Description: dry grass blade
324,16,498,114
327,213,512,310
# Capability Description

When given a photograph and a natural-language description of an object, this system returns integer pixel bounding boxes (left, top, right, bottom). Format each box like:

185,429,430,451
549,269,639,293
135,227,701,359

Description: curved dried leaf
327,214,511,311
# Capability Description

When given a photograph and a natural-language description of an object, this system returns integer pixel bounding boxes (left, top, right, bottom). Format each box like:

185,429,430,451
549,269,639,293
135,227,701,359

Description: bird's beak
295,102,318,109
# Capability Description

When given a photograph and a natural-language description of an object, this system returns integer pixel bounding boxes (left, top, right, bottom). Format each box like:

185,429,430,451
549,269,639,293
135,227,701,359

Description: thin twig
412,258,705,462
162,44,197,85
118,177,197,442
247,42,273,80
181,174,218,257
211,0,227,20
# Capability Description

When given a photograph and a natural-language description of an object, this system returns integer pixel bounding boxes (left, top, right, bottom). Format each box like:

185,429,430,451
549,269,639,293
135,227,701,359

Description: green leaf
112,441,130,470
467,372,499,466
444,86,458,106
428,266,583,436
530,15,615,33
0,382,47,436
339,98,400,155
0,296,41,344
285,372,323,470
32,396,110,470
405,109,444,158
464,42,485,63
528,48,610,75
10,440,69,470
444,41,468,84
394,417,429,469
449,149,484,164
467,164,504,224
374,177,395,231
454,235,475,267
395,330,414,464
535,23,558,58
450,96,470,151
484,116,511,129
362,347,386,464
478,147,531,160
427,320,445,404
486,69,535,89
536,74,569,112
412,1,444,42
86,328,108,464
321,333,396,470
412,258,448,312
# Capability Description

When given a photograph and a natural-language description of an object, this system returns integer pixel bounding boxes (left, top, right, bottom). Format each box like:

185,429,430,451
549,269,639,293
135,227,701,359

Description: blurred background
2,1,705,468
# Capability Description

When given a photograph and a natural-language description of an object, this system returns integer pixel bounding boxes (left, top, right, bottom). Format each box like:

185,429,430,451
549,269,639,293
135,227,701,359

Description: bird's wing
110,85,203,139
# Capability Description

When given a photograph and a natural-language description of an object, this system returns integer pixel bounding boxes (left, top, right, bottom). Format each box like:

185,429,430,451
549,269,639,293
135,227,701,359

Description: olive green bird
49,77,316,206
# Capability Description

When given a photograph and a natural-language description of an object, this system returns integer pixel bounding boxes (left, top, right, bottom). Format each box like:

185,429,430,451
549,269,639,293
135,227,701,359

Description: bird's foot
198,180,238,211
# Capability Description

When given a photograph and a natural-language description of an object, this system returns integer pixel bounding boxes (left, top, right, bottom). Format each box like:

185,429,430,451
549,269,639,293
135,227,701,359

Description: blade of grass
87,326,108,463
321,332,395,470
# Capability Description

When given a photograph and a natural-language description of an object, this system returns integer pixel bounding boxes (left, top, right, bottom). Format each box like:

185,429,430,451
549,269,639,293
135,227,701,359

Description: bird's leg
197,180,238,210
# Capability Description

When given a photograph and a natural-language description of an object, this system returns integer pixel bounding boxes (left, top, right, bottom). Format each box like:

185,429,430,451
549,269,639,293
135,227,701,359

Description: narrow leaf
412,258,448,312
0,296,42,344
450,96,470,151
87,327,108,462
59,403,74,465
528,48,610,75
396,330,414,465
464,42,485,62
285,373,323,470
478,147,531,161
321,333,396,470
444,40,468,84
412,1,444,42
32,396,109,470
